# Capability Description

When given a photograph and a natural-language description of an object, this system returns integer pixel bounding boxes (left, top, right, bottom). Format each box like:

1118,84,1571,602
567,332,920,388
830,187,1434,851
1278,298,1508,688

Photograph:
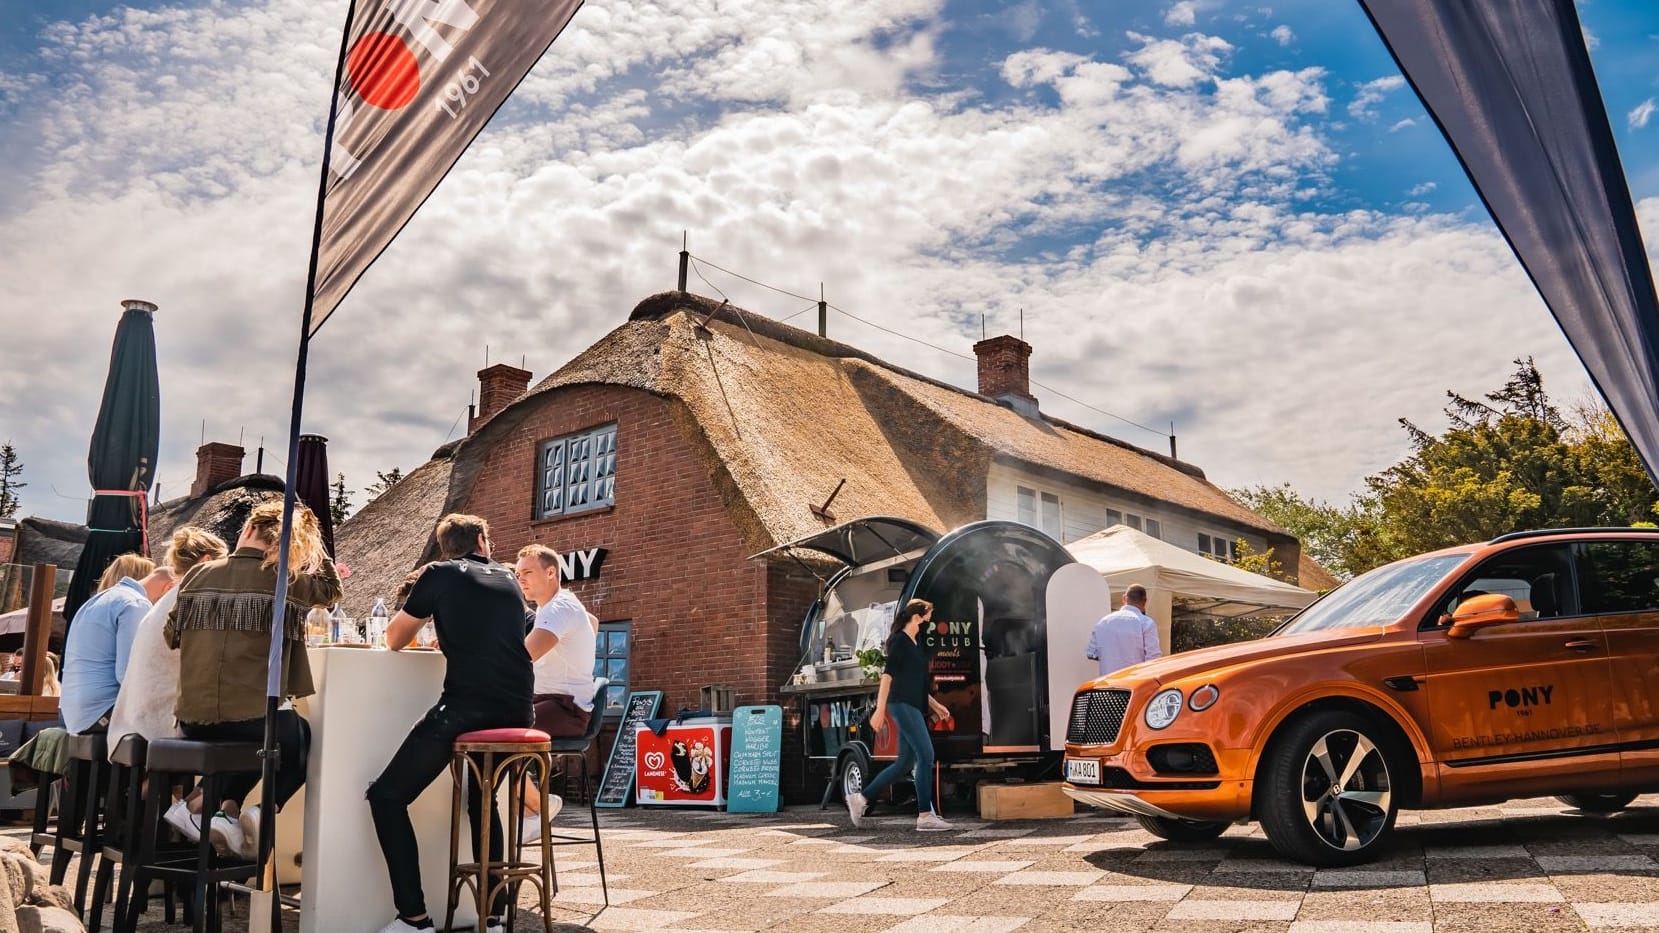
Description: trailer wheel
839,747,873,802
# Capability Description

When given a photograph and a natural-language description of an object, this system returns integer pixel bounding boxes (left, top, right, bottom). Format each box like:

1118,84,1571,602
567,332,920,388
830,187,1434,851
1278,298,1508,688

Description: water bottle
369,598,390,648
329,605,346,645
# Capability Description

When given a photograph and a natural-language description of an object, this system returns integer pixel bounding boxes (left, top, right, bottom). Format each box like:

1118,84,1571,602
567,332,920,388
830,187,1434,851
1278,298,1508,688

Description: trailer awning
749,516,939,567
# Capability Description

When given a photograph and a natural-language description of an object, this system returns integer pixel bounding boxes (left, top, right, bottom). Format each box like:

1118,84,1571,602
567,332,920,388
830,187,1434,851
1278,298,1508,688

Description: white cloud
1407,181,1437,197
1165,2,1198,27
1124,31,1233,88
1348,74,1405,121
0,0,1637,527
1632,98,1657,129
1388,117,1416,132
1270,25,1295,46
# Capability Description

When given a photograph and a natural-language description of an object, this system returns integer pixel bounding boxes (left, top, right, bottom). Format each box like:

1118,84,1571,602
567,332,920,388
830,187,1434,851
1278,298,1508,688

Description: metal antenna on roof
818,283,827,338
200,420,205,446
1169,422,1178,460
678,231,690,293
256,436,265,474
981,314,985,340
521,355,526,370
1019,307,1024,339
484,344,490,367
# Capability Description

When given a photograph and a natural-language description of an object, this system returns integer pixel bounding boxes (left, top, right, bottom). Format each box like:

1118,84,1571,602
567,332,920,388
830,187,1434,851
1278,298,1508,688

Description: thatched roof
498,292,1285,553
148,474,285,551
1296,553,1343,593
355,291,1305,597
13,517,89,571
333,447,456,617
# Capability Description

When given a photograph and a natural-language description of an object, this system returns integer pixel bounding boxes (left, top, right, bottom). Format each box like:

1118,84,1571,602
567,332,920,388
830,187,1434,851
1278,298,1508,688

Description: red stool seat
455,728,551,744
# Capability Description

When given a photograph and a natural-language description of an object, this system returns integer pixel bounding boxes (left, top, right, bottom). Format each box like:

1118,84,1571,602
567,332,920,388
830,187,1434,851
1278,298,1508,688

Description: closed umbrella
294,434,336,557
64,300,161,628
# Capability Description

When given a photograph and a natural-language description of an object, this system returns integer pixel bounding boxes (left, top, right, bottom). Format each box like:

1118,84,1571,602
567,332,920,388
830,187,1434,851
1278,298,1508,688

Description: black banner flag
312,0,583,333
1358,0,1659,485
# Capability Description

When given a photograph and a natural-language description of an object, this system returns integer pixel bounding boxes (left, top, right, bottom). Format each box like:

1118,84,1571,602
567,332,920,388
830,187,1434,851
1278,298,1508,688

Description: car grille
1067,688,1131,745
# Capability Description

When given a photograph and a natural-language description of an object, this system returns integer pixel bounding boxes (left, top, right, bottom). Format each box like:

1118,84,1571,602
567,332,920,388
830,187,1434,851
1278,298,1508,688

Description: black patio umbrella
294,434,336,557
64,300,161,628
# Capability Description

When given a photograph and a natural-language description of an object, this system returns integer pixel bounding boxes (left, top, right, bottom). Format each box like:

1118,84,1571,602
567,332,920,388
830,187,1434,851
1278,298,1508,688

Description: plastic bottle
329,605,347,645
369,598,390,648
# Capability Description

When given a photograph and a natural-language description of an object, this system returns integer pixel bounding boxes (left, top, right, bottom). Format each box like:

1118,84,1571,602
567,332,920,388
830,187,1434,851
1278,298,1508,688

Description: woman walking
845,598,954,832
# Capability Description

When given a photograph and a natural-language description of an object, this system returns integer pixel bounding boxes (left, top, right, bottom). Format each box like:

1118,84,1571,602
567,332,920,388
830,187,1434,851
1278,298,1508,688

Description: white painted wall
985,461,1269,559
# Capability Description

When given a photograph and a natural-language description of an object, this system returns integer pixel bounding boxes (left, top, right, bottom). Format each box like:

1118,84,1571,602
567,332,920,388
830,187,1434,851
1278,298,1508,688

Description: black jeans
367,702,530,920
179,711,311,809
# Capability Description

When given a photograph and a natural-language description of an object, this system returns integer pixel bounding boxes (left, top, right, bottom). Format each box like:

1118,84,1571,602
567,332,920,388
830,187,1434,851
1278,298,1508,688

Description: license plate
1065,757,1101,785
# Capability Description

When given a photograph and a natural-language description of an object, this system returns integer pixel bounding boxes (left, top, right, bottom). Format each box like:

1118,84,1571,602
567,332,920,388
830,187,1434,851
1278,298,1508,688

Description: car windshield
1277,554,1469,634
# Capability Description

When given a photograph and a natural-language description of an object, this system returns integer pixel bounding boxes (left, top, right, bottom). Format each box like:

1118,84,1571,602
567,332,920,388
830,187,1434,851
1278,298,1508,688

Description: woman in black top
845,598,955,831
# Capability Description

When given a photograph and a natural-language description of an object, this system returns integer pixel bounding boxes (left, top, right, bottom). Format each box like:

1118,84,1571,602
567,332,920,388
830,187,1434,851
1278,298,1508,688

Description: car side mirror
1446,593,1520,639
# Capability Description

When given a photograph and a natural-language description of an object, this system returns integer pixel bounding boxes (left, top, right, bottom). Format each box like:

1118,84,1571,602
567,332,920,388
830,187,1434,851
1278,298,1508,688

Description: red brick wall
461,384,774,717
0,529,13,566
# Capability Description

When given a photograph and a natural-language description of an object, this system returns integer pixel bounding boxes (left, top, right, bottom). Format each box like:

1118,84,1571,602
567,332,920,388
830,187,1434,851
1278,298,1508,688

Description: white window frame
1015,484,1064,541
1197,532,1238,562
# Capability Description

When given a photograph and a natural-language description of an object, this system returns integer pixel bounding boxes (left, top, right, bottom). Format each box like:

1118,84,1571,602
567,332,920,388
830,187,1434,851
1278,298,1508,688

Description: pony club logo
330,0,487,180
642,751,666,772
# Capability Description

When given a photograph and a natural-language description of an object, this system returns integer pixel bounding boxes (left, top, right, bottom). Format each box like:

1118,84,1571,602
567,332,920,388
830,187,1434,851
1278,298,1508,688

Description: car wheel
1258,710,1401,867
839,748,871,802
1135,814,1230,842
1556,791,1638,813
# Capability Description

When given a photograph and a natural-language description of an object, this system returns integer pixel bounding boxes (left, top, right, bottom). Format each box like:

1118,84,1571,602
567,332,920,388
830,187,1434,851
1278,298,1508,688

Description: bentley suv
1061,528,1659,866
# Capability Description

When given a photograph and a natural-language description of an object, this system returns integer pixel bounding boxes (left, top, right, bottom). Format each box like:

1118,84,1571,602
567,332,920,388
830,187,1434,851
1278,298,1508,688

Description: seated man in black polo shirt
368,513,534,933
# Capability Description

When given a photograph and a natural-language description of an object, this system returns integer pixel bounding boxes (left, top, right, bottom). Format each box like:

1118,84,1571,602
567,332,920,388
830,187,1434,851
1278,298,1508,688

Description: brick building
336,292,1324,785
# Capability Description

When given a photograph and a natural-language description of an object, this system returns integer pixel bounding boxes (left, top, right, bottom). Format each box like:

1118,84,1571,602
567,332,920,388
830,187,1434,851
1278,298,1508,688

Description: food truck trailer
758,517,1102,807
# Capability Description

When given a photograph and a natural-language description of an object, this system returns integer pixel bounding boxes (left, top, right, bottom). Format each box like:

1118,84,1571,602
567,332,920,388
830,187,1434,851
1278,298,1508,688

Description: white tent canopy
1066,525,1318,622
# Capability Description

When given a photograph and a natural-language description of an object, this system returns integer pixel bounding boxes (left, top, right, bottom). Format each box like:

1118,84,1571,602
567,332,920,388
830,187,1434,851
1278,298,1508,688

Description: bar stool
47,731,109,915
123,739,262,933
88,735,187,932
444,728,556,933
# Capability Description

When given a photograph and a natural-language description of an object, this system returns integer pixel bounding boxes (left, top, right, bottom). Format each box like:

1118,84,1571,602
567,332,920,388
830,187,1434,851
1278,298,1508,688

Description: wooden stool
444,728,555,933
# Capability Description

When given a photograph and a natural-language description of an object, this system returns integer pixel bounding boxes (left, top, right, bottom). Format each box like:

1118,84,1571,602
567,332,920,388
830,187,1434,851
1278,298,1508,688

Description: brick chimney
973,335,1038,415
468,362,533,434
191,442,245,497
0,519,16,566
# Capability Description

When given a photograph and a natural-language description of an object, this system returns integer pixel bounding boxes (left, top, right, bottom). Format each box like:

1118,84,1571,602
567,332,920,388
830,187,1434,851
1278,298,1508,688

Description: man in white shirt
513,544,599,825
1085,583,1162,677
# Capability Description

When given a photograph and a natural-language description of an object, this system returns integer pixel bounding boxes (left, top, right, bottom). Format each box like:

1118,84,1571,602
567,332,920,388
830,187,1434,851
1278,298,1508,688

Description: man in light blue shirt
1085,583,1162,678
61,566,173,734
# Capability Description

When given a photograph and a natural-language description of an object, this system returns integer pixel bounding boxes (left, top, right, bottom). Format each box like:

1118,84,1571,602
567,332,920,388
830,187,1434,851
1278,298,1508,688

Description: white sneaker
375,917,432,933
916,811,954,832
209,812,246,858
520,813,544,842
238,805,263,860
544,793,563,822
845,791,868,828
164,799,202,844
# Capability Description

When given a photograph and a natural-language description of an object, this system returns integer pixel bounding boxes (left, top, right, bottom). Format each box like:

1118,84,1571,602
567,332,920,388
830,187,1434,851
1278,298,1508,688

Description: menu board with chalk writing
726,705,783,813
596,690,664,809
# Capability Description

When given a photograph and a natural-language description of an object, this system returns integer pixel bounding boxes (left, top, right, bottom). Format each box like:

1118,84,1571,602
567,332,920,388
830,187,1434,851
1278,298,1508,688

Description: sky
1,0,1656,528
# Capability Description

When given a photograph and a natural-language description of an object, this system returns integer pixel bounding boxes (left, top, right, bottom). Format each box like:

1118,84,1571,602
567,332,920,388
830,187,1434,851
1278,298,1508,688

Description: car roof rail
1488,526,1659,545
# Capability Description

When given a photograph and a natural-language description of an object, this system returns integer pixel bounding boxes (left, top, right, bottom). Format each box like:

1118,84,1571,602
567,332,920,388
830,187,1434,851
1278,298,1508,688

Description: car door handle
1564,639,1599,652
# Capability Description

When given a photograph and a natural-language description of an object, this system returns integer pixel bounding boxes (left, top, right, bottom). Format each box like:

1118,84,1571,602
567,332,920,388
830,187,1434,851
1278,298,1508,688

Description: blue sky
0,0,1656,526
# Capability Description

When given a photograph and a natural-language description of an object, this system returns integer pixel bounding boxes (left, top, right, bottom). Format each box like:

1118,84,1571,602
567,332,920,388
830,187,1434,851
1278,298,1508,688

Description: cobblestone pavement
24,794,1659,931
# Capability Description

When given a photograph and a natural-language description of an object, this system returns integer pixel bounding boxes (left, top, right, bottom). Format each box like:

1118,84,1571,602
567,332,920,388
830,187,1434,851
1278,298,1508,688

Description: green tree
1228,483,1371,580
365,467,403,499
0,442,24,519
330,472,353,525
1351,358,1656,571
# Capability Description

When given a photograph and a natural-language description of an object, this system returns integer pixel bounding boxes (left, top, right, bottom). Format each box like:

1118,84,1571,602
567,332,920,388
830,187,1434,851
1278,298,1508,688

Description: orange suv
1061,528,1659,866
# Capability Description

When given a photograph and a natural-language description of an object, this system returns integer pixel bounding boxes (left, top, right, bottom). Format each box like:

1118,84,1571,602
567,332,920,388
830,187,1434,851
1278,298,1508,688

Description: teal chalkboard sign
726,705,783,813
596,690,664,809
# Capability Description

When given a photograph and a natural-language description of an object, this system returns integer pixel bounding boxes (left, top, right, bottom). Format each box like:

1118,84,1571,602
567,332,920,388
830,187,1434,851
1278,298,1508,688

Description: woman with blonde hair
62,552,172,734
107,526,229,762
163,502,340,858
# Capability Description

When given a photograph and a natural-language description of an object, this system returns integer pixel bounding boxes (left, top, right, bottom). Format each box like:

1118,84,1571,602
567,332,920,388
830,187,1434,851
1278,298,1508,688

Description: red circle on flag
346,32,421,110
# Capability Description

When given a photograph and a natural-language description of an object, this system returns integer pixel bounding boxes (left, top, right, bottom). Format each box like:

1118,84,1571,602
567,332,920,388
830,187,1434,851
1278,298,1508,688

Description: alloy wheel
1299,728,1392,852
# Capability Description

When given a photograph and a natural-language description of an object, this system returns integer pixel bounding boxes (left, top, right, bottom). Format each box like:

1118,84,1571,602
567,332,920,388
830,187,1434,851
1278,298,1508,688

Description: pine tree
330,472,353,525
365,467,404,499
0,442,25,519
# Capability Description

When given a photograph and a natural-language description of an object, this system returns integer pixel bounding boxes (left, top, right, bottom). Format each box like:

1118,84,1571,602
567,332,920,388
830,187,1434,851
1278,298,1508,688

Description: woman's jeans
859,702,935,815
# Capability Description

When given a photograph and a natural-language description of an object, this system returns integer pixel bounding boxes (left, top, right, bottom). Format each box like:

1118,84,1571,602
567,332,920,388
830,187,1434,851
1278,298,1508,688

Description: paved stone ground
22,794,1659,931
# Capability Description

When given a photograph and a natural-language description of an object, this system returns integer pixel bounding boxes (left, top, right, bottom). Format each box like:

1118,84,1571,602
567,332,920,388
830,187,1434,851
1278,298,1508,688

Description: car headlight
1144,688,1184,730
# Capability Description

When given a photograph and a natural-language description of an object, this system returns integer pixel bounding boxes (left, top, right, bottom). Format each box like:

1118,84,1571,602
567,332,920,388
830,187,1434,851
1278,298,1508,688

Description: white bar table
299,647,476,933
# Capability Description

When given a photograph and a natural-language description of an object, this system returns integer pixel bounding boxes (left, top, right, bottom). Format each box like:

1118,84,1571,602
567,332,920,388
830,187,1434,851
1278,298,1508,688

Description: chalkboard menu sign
596,690,664,809
726,705,783,813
